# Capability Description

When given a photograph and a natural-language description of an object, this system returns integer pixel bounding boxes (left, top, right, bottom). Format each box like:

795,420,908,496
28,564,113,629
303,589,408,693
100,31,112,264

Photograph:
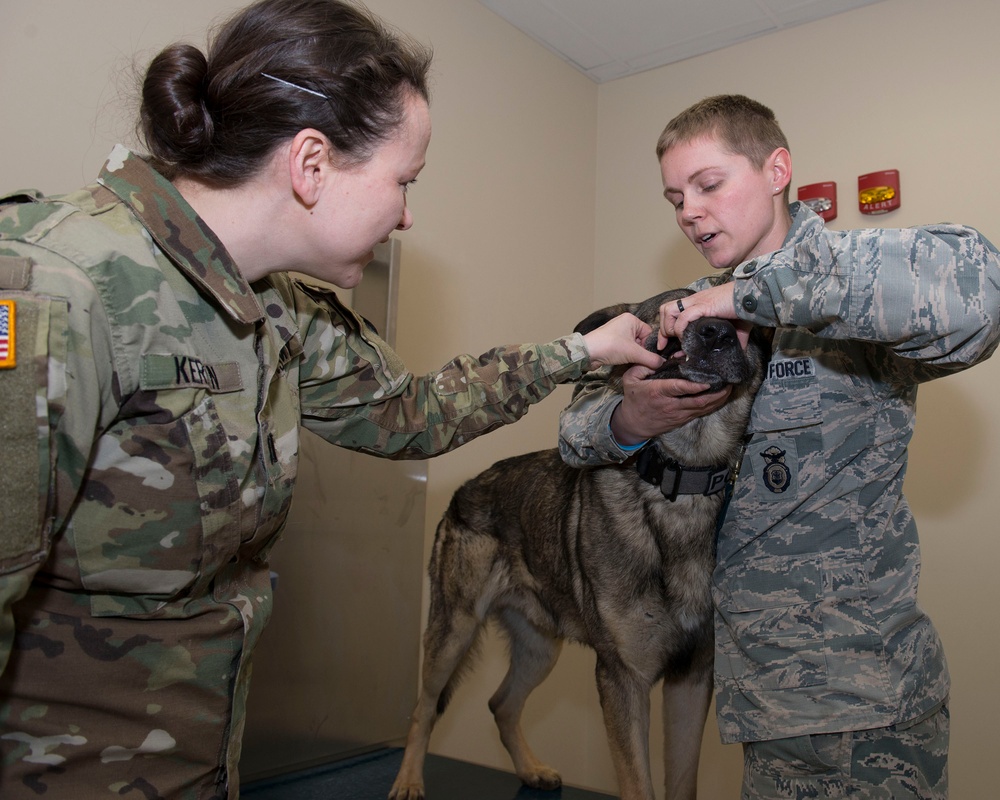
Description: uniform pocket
744,365,823,501
717,555,829,690
78,392,241,615
748,361,822,434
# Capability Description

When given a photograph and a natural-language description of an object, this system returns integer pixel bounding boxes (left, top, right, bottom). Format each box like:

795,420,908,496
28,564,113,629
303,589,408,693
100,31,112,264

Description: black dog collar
635,446,732,502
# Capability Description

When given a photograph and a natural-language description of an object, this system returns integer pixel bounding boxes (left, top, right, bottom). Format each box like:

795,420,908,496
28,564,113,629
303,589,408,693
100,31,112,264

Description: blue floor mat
241,747,615,800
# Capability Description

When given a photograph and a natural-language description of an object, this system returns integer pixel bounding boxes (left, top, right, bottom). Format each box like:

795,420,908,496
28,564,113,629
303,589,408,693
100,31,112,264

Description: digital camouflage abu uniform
560,203,1000,745
0,146,593,799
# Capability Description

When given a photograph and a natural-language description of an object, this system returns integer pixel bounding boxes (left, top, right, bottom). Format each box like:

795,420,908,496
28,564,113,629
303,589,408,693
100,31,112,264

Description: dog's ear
629,289,694,327
573,303,634,335
574,289,697,335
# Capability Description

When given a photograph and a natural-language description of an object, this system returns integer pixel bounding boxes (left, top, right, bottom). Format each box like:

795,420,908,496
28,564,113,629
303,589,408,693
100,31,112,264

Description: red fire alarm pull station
797,181,837,222
858,169,900,215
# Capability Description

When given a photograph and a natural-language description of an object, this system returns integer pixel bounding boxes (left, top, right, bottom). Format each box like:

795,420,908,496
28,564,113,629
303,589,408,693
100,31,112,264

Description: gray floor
241,747,616,800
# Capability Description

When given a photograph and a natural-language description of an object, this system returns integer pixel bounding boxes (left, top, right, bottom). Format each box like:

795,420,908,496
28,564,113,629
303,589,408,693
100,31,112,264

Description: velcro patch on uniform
0,297,42,566
141,354,243,393
0,255,32,290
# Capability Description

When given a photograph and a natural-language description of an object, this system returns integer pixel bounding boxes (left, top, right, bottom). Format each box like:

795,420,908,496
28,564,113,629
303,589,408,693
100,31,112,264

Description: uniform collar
783,200,826,246
97,145,265,325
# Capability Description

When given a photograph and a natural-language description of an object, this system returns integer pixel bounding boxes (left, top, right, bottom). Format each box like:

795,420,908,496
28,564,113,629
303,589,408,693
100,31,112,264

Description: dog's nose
692,319,738,352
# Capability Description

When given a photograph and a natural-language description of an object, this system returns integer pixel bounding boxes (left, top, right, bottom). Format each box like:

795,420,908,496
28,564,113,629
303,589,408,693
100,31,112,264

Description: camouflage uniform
560,204,1000,790
740,703,950,798
0,146,591,799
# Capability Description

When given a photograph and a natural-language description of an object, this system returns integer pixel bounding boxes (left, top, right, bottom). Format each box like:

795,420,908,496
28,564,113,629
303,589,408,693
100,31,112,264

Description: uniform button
742,295,758,313
742,260,758,275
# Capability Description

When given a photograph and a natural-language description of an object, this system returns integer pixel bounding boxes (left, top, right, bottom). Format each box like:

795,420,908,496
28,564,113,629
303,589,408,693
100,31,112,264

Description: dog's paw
520,765,562,792
387,781,425,800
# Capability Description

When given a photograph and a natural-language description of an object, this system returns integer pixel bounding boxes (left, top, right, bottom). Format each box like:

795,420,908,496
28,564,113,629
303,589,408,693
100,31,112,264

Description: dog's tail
423,508,493,717
432,629,485,716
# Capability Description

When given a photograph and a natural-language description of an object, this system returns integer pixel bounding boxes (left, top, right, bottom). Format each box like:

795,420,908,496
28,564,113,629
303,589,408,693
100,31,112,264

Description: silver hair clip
260,72,328,99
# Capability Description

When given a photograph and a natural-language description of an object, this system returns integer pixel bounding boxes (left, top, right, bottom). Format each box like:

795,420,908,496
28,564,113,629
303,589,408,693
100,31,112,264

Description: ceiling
478,0,885,83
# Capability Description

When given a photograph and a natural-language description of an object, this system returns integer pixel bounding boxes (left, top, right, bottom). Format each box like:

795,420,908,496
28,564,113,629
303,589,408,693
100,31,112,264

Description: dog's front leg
595,660,656,800
661,667,712,800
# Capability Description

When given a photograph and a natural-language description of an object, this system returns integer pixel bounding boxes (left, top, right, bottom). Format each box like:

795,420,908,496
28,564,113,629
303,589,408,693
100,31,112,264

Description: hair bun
140,43,214,169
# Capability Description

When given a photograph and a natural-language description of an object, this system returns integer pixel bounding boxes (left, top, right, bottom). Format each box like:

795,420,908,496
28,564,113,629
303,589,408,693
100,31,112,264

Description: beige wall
3,0,998,798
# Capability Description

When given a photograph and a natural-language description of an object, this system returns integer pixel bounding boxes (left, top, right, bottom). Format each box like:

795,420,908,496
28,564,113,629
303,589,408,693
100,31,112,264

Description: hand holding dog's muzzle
658,282,741,350
611,370,732,445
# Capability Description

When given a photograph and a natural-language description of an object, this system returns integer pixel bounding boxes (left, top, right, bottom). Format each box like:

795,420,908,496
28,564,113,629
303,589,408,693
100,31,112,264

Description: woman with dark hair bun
140,0,434,183
0,1,662,796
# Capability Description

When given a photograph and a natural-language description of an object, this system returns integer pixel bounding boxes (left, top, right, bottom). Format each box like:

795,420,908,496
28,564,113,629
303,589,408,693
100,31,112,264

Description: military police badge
760,445,791,493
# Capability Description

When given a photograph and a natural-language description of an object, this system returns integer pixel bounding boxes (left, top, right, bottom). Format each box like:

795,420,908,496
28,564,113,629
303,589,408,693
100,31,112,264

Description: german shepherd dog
389,289,768,800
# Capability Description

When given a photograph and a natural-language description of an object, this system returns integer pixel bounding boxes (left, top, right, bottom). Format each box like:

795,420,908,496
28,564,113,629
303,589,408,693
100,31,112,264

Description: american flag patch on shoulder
0,299,15,368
